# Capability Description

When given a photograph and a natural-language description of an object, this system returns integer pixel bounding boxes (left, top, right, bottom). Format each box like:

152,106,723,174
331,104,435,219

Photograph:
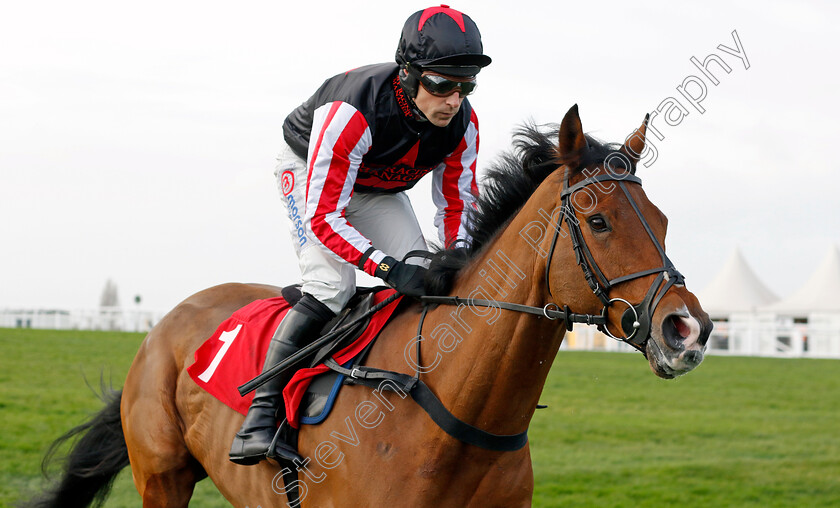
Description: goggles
413,69,478,97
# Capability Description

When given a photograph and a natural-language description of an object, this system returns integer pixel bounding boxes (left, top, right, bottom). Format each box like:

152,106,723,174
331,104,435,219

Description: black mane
425,122,622,295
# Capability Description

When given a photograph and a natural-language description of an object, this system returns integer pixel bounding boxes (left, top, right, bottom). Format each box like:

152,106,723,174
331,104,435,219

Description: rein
419,296,606,330
240,162,687,454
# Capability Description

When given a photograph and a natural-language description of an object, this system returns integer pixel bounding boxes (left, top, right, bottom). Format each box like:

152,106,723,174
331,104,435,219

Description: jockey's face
413,72,470,127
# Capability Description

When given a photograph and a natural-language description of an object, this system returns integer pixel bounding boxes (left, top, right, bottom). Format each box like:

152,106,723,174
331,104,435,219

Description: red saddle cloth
186,289,402,428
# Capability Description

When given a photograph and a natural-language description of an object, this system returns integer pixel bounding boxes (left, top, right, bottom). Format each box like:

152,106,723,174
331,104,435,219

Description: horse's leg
122,331,202,507
465,447,534,508
135,466,200,508
123,395,201,507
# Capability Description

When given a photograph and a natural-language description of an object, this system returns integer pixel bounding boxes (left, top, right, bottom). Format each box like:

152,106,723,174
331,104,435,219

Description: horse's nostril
672,315,691,339
662,314,688,350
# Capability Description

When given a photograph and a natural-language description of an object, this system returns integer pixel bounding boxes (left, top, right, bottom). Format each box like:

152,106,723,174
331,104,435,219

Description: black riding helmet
396,5,491,98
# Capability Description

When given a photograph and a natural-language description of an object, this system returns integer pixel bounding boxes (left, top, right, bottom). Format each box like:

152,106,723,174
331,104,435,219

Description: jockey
230,5,491,465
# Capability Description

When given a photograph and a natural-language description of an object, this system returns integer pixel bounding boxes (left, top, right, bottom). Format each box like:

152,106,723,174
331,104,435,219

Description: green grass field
2,328,838,507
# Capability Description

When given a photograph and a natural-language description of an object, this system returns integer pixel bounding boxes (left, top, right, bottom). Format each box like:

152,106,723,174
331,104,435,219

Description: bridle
422,156,684,355
542,160,685,353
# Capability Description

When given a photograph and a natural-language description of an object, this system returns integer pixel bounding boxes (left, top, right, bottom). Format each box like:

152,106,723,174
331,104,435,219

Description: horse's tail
21,389,130,508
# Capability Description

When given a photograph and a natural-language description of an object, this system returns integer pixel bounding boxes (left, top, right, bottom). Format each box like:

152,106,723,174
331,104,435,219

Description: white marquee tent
699,245,840,358
695,247,780,318
757,245,840,357
762,245,840,316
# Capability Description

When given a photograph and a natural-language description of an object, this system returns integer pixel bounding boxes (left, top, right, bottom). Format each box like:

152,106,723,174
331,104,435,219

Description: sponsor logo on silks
392,76,413,118
282,171,307,249
378,262,391,272
281,170,295,196
358,164,435,183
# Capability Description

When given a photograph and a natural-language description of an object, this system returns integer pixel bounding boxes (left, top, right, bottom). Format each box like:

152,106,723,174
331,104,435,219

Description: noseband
543,163,684,353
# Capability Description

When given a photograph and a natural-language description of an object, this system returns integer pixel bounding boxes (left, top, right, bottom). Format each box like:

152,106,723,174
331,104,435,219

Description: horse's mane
425,122,622,295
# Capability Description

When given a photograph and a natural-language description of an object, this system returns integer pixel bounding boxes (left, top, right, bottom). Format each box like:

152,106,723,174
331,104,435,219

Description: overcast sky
1,0,838,311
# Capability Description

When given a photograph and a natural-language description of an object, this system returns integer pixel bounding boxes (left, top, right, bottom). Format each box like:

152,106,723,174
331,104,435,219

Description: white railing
562,314,840,359
5,307,839,359
707,313,840,358
0,307,165,333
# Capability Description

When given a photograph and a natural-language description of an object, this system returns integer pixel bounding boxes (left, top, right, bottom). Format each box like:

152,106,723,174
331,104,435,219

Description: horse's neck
422,195,566,434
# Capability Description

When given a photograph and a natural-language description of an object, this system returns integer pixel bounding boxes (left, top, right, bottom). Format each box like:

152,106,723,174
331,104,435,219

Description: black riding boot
229,297,333,465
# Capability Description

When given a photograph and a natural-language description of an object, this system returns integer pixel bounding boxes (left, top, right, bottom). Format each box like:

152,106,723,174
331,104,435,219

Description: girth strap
324,358,529,452
279,467,300,505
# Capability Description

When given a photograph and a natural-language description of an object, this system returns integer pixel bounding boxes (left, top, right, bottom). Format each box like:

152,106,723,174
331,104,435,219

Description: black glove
374,256,428,297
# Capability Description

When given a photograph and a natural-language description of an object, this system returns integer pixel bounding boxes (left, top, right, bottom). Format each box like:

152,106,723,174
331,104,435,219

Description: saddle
281,284,383,372
186,285,403,423
277,285,388,425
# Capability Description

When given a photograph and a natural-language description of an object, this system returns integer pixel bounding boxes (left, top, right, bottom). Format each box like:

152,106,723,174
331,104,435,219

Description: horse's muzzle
647,311,711,378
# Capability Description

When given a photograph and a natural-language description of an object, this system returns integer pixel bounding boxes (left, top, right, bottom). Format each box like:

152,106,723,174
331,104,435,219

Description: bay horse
26,105,711,508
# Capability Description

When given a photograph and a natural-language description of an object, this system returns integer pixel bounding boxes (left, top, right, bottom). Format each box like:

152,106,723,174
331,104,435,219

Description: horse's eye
588,215,610,232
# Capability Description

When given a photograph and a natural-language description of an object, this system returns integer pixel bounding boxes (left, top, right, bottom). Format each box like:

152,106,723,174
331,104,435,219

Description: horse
25,105,711,508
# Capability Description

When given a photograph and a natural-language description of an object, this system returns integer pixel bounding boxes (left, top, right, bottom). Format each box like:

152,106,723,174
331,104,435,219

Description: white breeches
274,141,427,313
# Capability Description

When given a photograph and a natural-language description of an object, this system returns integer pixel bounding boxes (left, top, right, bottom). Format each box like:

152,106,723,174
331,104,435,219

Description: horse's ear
557,104,588,166
620,114,650,165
